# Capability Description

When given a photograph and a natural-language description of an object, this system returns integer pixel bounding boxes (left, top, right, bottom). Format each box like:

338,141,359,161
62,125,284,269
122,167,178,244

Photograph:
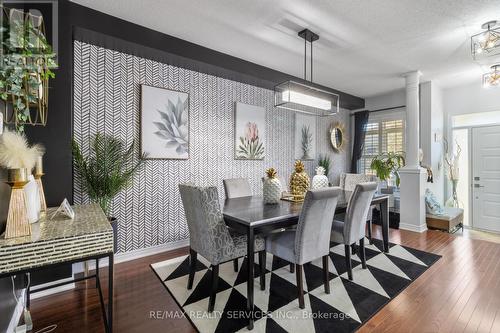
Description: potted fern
370,151,405,193
72,134,146,251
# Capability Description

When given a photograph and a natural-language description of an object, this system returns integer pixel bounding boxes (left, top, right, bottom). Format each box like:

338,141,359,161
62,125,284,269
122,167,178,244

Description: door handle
474,184,484,188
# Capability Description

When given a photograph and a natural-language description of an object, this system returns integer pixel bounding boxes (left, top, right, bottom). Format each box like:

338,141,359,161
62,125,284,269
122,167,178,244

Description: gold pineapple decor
289,160,310,201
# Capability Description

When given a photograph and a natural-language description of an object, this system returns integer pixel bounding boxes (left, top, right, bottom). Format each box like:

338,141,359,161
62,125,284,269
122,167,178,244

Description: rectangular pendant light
274,80,339,116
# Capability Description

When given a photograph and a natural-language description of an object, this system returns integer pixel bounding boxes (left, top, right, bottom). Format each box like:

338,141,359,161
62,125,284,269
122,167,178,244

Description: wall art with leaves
295,113,316,160
140,85,189,159
234,102,265,160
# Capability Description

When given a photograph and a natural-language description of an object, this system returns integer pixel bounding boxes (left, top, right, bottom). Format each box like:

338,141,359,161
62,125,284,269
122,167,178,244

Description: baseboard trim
399,222,428,233
468,226,500,235
75,238,190,272
30,278,75,300
115,238,190,264
33,239,190,300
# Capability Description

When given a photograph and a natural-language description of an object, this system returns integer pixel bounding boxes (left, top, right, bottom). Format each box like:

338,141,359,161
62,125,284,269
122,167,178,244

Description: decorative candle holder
5,168,32,239
34,155,47,214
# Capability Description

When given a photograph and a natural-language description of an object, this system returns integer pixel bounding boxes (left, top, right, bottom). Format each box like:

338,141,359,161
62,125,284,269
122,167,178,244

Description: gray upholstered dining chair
265,187,342,309
339,173,377,244
330,182,377,280
223,178,253,272
223,178,252,199
179,183,266,312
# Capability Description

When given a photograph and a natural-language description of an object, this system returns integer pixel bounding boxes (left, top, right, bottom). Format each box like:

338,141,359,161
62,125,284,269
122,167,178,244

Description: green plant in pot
72,134,146,252
370,151,405,193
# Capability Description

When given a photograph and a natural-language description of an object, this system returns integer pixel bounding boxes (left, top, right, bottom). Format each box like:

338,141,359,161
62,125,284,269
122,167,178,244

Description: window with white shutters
359,117,405,175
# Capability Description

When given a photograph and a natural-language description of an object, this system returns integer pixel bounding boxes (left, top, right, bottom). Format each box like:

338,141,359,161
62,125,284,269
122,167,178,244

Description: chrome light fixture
471,21,500,60
483,64,500,88
274,29,339,116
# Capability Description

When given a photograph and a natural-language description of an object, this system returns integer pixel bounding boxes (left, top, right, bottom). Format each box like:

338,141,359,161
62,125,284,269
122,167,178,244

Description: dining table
222,190,390,330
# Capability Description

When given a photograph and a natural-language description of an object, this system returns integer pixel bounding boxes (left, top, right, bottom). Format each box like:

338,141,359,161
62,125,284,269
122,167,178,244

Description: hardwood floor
30,227,500,333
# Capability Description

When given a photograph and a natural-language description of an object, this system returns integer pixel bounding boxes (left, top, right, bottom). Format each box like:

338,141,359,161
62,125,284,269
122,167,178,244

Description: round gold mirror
329,121,347,152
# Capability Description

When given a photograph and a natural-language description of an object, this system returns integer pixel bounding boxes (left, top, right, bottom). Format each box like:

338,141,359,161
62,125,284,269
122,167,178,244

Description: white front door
472,125,500,232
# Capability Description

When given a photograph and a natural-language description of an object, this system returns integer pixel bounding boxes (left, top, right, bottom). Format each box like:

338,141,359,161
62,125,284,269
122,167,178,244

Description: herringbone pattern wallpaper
73,41,350,253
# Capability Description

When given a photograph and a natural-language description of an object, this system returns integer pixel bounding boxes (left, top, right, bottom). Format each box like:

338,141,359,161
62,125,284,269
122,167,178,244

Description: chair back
294,187,342,264
340,173,375,191
343,182,378,244
223,178,252,199
179,184,235,264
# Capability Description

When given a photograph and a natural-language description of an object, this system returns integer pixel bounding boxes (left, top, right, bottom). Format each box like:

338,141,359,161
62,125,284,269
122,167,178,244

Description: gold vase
34,155,47,214
5,168,32,239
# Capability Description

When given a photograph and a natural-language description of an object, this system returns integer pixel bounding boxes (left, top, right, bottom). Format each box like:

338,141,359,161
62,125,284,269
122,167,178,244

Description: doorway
472,125,500,233
451,111,500,233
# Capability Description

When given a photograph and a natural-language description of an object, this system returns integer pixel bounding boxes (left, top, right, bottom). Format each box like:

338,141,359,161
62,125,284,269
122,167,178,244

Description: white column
403,71,421,168
399,71,427,233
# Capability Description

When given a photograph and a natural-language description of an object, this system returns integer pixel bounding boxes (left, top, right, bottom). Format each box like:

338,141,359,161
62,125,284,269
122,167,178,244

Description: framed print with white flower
140,85,189,159
234,102,265,160
295,113,316,160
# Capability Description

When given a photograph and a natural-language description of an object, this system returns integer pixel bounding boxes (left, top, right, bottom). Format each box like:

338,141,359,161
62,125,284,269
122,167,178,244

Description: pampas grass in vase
0,130,44,238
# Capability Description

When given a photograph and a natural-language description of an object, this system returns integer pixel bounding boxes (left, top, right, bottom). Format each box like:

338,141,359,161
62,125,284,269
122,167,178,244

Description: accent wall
73,41,350,253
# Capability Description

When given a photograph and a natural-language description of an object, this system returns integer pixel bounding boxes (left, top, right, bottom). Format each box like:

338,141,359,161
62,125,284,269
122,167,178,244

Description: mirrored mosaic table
0,204,114,333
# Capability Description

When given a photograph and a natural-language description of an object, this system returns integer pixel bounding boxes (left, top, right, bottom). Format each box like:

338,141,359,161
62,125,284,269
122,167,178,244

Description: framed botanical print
234,102,266,160
295,113,316,160
140,85,189,159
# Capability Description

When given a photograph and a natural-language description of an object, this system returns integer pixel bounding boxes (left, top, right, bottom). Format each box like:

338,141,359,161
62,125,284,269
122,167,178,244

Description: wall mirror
329,121,347,152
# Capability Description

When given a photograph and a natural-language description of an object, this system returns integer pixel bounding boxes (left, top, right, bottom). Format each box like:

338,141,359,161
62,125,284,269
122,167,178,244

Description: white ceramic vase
24,175,41,223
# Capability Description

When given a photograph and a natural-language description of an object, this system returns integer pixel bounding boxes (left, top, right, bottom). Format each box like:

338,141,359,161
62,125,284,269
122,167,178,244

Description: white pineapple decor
312,166,329,189
263,168,282,204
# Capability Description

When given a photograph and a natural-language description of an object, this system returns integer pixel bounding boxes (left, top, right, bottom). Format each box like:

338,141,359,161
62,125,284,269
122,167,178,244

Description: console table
0,204,114,332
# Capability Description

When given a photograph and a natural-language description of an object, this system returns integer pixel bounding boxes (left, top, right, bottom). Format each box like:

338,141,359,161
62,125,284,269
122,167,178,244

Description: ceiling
70,0,500,98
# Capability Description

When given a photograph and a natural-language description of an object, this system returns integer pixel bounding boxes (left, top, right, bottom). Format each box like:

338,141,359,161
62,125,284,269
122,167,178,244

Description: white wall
420,82,444,203
443,82,500,118
431,83,445,201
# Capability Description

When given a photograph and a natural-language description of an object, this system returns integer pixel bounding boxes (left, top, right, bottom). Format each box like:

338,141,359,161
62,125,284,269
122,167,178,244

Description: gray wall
73,41,350,253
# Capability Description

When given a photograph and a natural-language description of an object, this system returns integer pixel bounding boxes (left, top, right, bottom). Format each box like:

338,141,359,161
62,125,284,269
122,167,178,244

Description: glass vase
445,179,460,208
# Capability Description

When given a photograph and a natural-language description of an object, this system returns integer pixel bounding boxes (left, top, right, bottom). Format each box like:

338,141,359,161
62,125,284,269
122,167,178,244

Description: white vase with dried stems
443,138,461,208
0,130,44,238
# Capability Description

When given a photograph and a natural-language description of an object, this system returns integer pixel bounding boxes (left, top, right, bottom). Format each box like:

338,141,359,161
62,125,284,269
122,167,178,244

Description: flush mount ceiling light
471,21,500,60
274,29,339,116
483,64,500,88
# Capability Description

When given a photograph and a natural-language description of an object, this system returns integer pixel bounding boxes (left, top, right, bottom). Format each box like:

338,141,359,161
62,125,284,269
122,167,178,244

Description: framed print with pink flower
234,102,265,160
140,85,189,159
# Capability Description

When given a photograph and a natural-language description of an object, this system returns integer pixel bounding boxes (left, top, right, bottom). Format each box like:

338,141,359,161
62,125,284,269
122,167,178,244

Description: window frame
358,109,406,175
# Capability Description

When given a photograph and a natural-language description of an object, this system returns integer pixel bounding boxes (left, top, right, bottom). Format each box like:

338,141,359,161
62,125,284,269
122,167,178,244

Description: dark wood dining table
222,190,390,330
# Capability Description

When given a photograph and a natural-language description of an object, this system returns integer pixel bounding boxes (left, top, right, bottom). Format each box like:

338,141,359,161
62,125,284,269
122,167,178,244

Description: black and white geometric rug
151,238,440,333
